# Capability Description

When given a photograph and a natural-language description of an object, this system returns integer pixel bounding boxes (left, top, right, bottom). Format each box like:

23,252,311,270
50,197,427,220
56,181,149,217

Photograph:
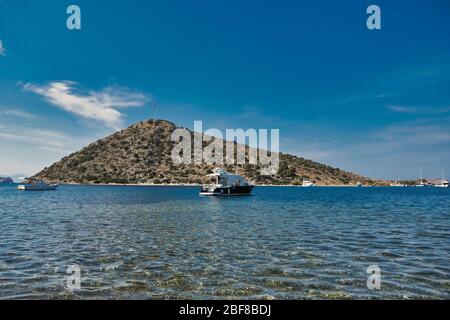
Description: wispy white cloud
237,105,261,118
386,105,450,115
318,93,392,107
0,122,100,175
376,124,450,145
281,118,450,180
23,81,149,128
0,109,37,119
0,127,77,151
0,40,6,56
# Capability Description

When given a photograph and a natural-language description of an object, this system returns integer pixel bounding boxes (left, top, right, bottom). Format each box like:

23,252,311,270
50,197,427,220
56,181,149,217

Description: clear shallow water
0,185,449,300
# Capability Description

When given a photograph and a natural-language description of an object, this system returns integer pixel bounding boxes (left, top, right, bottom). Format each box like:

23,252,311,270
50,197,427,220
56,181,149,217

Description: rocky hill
0,177,13,184
34,119,380,186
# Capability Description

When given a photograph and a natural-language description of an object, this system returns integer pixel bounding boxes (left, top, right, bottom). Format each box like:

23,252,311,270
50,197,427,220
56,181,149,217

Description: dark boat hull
200,185,254,196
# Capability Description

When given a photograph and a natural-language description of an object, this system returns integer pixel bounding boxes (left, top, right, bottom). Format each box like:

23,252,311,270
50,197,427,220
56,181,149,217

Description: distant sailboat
435,172,449,188
390,177,405,187
415,170,426,187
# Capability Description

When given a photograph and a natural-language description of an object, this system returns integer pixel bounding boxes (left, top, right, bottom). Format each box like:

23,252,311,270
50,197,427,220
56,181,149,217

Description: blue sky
1,0,450,179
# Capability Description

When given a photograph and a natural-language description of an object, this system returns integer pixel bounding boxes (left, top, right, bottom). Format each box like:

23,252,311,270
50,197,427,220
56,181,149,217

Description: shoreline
45,182,386,187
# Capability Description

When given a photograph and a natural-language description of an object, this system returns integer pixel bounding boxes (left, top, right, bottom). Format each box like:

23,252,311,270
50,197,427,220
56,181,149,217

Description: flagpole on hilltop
153,103,157,122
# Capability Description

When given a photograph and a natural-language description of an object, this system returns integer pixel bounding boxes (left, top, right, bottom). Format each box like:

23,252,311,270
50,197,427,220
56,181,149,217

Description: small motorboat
302,180,315,187
200,168,254,196
434,172,448,188
415,182,427,187
17,178,58,191
390,180,405,187
435,181,449,188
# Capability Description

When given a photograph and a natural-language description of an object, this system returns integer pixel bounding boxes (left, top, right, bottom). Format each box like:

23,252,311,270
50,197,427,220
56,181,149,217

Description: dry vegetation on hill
34,120,379,186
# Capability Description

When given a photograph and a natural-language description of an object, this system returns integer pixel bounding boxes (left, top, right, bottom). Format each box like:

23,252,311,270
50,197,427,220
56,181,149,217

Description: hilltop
34,120,379,186
0,177,14,184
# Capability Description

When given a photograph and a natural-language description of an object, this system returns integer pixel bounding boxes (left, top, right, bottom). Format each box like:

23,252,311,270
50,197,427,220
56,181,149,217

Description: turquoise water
0,185,449,299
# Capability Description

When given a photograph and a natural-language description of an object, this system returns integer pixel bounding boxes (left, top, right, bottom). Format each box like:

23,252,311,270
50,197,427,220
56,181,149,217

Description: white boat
390,178,405,187
200,168,254,196
435,172,449,188
415,183,426,187
302,180,315,187
415,170,427,187
17,178,58,191
435,181,449,188
390,183,405,187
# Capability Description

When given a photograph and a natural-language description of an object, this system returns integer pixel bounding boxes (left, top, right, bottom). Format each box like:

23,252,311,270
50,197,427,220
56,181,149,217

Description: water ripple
0,185,449,299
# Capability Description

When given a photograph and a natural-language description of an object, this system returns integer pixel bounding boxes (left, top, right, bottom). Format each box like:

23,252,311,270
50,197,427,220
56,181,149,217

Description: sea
0,184,449,299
